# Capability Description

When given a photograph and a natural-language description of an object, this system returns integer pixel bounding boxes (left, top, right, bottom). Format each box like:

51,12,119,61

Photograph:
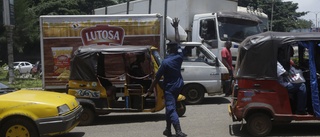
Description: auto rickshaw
229,32,320,136
68,45,186,126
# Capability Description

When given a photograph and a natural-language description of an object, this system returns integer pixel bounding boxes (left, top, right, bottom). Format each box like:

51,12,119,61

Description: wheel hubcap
188,89,198,100
253,119,267,132
6,125,30,137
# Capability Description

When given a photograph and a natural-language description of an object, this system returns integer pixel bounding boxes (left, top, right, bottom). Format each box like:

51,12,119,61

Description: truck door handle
181,68,185,71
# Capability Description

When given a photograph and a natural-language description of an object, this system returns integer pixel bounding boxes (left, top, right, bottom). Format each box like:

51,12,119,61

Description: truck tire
246,113,272,137
79,107,95,126
176,101,186,117
183,84,205,104
0,117,39,137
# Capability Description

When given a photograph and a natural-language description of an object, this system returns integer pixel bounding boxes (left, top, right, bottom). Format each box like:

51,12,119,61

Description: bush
0,65,42,89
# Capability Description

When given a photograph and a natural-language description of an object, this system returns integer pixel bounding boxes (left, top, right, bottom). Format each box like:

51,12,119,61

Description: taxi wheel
176,101,186,117
79,107,95,126
183,84,205,105
246,113,272,137
0,118,39,137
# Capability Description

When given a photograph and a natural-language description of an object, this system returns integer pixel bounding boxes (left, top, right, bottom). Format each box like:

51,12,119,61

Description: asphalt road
54,95,320,137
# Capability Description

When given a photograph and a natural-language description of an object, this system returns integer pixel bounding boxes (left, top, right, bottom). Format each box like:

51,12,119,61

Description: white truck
94,0,263,64
237,6,269,31
39,14,229,104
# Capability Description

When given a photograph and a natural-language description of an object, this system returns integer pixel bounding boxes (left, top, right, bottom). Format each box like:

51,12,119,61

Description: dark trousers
165,91,180,128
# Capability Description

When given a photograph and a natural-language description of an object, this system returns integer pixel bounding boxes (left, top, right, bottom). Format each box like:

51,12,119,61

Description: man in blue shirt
146,18,187,137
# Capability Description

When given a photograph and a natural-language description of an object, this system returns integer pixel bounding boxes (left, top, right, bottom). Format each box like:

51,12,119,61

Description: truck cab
192,12,262,65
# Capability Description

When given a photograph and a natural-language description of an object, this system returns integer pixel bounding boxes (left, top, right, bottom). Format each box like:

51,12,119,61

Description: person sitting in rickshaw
277,61,307,115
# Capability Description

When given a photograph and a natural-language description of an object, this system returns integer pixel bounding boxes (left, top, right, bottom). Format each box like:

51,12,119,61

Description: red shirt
221,47,233,70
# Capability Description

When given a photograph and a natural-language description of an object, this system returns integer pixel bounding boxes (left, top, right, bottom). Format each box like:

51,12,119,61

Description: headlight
58,104,70,115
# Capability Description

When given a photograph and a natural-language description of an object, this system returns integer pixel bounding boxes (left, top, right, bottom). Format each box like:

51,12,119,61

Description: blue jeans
286,83,307,113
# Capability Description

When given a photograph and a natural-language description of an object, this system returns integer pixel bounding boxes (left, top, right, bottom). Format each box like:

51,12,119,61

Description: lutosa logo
81,25,125,46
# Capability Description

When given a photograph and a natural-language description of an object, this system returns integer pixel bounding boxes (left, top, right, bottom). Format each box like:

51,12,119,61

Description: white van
180,42,229,104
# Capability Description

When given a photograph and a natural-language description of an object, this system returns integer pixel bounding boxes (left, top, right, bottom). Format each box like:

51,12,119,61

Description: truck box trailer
40,14,228,104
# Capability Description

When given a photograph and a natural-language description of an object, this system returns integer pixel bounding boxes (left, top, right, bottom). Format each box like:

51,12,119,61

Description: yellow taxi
0,88,82,137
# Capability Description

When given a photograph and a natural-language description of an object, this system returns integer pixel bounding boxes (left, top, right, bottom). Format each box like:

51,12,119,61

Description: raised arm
171,17,180,44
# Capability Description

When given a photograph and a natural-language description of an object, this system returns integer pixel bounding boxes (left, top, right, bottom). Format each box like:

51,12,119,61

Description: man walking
221,41,233,96
145,18,187,137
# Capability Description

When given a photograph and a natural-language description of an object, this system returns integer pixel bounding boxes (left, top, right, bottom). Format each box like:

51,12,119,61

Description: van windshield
218,17,261,42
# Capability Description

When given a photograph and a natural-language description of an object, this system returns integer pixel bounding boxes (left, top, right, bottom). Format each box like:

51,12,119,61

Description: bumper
36,105,83,136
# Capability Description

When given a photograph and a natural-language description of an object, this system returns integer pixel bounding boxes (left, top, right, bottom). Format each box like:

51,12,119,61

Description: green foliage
239,0,308,32
0,68,42,89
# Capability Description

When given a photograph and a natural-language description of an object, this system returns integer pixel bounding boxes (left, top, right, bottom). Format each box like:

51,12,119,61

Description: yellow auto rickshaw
68,45,186,126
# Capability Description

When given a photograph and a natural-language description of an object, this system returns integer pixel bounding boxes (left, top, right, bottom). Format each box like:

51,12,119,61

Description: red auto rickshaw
229,32,320,136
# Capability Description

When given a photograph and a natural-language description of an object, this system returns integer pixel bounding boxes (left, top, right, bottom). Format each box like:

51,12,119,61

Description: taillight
221,73,230,80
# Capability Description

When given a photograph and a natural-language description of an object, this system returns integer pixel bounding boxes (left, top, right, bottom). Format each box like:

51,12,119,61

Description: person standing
221,41,233,96
145,18,187,137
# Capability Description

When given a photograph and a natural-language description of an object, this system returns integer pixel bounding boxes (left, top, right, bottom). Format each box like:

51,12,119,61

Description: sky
283,0,319,26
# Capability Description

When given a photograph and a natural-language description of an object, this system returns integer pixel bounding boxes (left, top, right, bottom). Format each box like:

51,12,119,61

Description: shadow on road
189,96,231,105
92,113,166,126
53,132,85,137
230,122,320,137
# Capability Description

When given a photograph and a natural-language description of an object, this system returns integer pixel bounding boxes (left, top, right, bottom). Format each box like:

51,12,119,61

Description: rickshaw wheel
246,113,272,137
79,107,95,126
176,101,186,117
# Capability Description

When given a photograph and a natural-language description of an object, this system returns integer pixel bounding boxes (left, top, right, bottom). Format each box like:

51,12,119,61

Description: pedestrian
221,40,233,96
144,17,187,137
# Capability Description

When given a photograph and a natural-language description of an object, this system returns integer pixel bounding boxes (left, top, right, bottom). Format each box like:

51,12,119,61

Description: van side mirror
215,57,220,67
202,40,218,49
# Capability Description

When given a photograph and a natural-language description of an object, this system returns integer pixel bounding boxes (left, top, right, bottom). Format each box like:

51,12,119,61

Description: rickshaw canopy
236,31,320,79
69,45,152,81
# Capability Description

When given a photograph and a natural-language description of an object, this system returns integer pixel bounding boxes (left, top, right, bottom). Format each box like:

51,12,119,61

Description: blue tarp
300,41,320,117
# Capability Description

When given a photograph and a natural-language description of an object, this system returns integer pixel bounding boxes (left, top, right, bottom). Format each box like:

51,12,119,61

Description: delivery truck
40,14,229,104
94,0,263,64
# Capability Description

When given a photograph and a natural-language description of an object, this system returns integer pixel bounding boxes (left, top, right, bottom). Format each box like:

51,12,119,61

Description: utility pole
270,0,274,31
3,0,15,84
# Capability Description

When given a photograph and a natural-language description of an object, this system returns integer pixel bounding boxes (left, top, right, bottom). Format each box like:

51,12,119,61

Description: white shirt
277,62,289,87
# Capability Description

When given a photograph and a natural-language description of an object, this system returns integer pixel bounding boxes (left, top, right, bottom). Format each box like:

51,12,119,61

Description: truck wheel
79,107,95,126
246,113,272,137
0,117,39,137
176,101,186,117
183,84,205,104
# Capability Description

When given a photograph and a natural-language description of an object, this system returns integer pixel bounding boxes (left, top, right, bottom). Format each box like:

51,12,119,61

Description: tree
78,0,117,14
239,0,308,32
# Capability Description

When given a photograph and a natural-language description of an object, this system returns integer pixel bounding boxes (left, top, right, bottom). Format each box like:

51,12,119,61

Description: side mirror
215,58,220,67
202,39,218,49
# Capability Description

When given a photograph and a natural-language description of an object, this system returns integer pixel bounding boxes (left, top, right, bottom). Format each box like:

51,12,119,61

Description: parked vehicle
95,0,264,64
39,14,228,104
67,45,186,126
229,32,320,137
5,61,33,74
31,61,42,77
0,83,83,137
